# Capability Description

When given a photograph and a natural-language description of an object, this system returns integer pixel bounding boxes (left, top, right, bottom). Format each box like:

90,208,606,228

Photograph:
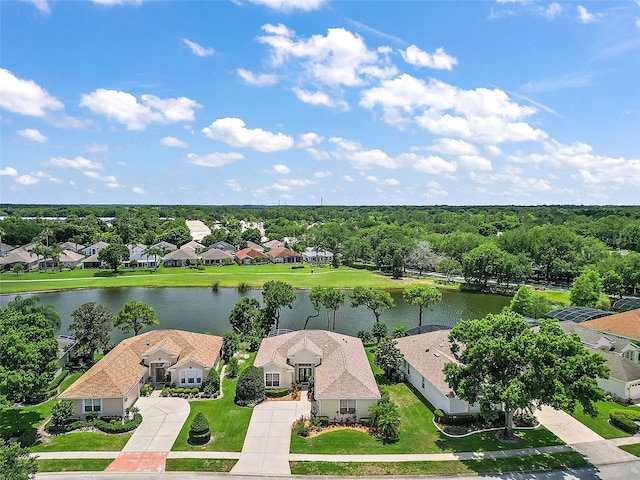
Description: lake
0,287,510,343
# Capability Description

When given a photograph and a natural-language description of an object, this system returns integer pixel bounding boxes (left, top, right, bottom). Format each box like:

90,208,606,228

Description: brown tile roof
267,247,301,259
395,330,458,397
580,309,640,340
164,248,198,261
60,330,222,399
235,247,267,260
255,330,380,400
201,248,234,260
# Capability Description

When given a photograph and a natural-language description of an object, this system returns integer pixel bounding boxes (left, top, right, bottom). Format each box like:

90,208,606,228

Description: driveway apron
231,395,311,476
105,396,190,472
536,405,638,466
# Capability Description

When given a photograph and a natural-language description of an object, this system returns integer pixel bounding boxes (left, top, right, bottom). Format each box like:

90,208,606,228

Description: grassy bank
571,401,640,439
37,458,113,472
289,452,586,476
165,458,237,472
0,264,427,294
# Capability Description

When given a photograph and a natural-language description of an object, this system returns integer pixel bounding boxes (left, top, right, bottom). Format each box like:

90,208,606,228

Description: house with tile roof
235,247,268,265
302,247,333,265
201,248,234,266
210,241,235,253
152,240,177,252
163,248,198,267
580,309,640,342
262,239,285,250
60,330,222,418
0,248,40,271
255,330,380,420
82,241,110,257
395,330,478,414
180,240,206,254
556,320,640,399
266,246,302,264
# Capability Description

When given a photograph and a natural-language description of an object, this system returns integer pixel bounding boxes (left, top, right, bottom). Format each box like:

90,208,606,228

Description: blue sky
1,0,638,206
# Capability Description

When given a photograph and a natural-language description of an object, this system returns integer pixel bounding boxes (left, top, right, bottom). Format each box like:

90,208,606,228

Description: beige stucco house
60,330,222,418
255,330,380,421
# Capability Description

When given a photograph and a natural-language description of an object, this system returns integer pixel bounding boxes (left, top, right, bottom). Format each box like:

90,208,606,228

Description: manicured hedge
234,366,264,407
265,388,290,398
95,414,143,433
188,412,211,445
610,409,640,434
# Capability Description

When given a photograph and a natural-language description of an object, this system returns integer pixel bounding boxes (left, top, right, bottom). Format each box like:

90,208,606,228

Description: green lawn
165,458,237,472
59,371,83,393
571,401,640,439
619,443,640,457
32,431,132,452
290,381,563,454
0,263,427,294
37,458,113,472
290,452,586,476
172,352,256,452
0,397,57,438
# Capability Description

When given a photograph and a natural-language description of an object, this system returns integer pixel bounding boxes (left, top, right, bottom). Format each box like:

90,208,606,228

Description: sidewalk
536,405,639,466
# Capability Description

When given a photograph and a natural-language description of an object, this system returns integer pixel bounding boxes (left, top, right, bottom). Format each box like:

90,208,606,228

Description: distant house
82,241,109,257
266,247,301,264
235,247,268,265
210,241,235,253
152,241,177,252
263,239,285,250
163,248,198,267
0,242,16,257
180,240,206,254
246,241,264,253
302,247,333,265
59,330,222,418
123,249,160,269
0,248,39,271
55,335,77,376
59,241,85,253
580,309,640,342
201,248,234,266
557,320,640,399
395,330,478,414
81,253,102,269
255,330,380,420
58,249,85,269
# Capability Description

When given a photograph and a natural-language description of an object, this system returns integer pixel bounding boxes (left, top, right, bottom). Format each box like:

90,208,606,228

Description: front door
156,366,165,382
298,367,312,383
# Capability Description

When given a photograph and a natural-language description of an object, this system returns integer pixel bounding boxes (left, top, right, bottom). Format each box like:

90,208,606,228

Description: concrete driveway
105,396,190,472
231,397,311,476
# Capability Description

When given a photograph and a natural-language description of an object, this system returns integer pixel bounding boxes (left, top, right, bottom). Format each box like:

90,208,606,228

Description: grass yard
290,381,563,454
619,443,640,457
59,371,83,393
32,431,132,452
172,352,256,452
289,452,586,476
0,397,57,438
36,458,113,472
0,263,427,294
571,401,640,439
165,458,238,472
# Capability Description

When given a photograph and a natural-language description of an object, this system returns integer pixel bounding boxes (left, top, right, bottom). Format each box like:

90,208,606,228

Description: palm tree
31,241,46,272
8,295,62,331
50,244,63,271
40,227,54,248
0,226,6,256
143,246,163,271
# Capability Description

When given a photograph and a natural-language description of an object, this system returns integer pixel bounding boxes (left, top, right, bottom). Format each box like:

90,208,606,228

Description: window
83,398,101,413
179,368,203,386
265,372,280,387
339,399,356,415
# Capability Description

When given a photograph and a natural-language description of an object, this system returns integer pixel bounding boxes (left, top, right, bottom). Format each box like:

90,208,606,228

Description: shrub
237,282,252,294
392,325,408,338
161,387,170,397
95,414,142,433
291,265,305,269
202,368,220,394
234,365,264,407
18,428,37,447
368,397,401,439
140,384,153,396
211,281,220,291
188,412,211,445
51,400,76,427
610,409,640,434
265,387,290,398
86,411,98,422
222,331,240,362
357,330,374,346
49,370,69,391
226,357,239,378
293,416,310,437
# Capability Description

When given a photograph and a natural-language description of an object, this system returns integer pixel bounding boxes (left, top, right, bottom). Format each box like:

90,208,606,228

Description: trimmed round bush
51,400,76,427
188,411,211,445
610,409,640,434
234,365,264,407
201,368,220,394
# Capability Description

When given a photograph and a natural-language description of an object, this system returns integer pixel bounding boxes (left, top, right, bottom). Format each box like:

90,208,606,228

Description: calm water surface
1,287,509,343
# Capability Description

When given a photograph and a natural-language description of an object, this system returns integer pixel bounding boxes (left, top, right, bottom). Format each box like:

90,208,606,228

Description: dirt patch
265,391,301,402
307,424,373,438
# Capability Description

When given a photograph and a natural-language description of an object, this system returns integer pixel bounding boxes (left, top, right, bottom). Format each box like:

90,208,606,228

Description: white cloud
293,87,348,109
202,117,294,152
423,181,448,198
258,24,397,87
132,187,146,194
428,138,478,156
271,178,314,191
485,145,502,156
15,175,39,185
161,136,188,148
344,175,355,183
458,155,493,171
400,153,457,175
186,152,244,168
0,68,63,117
314,171,332,178
86,143,108,153
83,170,119,187
237,69,279,86
470,167,554,194
365,175,378,182
21,0,50,14
246,0,326,12
272,164,291,174
181,38,215,57
542,2,562,20
225,179,243,192
348,149,401,169
298,132,324,148
91,0,144,5
45,156,103,170
401,45,457,70
381,178,400,185
0,167,18,176
17,128,47,143
577,5,598,23
80,89,201,130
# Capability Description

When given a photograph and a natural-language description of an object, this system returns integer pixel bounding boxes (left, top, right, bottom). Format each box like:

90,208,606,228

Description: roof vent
425,348,430,352
438,343,444,348
434,352,440,357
